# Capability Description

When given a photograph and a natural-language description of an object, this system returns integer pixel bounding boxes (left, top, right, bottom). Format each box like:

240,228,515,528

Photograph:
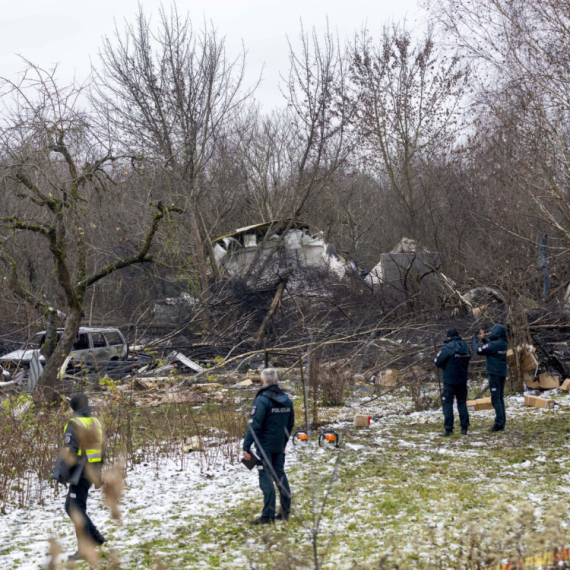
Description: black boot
438,430,453,437
92,529,106,546
275,511,290,521
488,425,504,432
461,427,468,436
249,516,274,525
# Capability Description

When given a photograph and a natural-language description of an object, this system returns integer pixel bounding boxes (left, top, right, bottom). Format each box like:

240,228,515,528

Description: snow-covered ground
3,388,570,569
0,451,269,569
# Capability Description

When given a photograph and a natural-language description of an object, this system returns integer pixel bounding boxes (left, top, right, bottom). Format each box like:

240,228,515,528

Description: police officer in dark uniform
243,368,295,524
473,324,509,432
53,393,106,559
435,328,471,436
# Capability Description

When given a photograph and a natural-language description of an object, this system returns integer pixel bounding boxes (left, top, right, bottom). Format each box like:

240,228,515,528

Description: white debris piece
365,237,442,289
172,352,204,373
214,243,227,265
213,223,351,281
365,262,383,285
390,237,427,254
283,229,307,249
29,351,43,391
243,234,257,248
178,356,202,373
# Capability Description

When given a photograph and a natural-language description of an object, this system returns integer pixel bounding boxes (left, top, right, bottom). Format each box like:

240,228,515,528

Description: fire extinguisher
318,430,340,448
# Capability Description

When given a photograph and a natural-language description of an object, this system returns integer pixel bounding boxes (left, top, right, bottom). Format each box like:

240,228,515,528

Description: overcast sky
0,0,423,109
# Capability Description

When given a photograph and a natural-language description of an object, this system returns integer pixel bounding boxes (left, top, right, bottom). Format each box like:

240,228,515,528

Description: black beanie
70,393,89,411
447,328,459,338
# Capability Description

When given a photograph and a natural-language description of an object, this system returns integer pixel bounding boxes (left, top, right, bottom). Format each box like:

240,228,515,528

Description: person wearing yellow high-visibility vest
53,393,106,560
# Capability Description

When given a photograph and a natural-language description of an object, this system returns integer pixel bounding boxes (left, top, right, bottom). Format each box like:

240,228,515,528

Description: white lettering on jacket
272,408,291,413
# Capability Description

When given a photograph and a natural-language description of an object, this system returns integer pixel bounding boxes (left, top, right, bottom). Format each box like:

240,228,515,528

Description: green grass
44,389,570,568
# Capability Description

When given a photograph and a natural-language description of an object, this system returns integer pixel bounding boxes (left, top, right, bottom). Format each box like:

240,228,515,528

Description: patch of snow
345,443,365,451
0,454,266,569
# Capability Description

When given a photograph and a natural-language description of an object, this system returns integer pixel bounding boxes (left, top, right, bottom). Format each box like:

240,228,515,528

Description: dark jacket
473,324,508,377
52,406,101,485
434,335,471,385
243,384,295,455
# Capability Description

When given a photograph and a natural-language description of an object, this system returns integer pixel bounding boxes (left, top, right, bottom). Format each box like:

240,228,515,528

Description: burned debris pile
3,227,570,408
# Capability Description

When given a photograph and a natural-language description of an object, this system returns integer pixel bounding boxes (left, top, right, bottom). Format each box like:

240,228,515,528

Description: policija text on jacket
243,371,295,524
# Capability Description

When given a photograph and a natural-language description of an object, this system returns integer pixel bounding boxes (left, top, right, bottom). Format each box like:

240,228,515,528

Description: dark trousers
489,375,506,429
65,476,105,545
442,383,469,431
258,452,291,518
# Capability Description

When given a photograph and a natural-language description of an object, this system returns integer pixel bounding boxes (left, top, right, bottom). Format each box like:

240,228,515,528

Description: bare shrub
319,366,350,407
0,391,247,512
0,394,66,512
405,367,439,412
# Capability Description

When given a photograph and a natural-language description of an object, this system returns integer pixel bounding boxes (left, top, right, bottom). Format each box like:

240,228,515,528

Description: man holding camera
473,324,509,432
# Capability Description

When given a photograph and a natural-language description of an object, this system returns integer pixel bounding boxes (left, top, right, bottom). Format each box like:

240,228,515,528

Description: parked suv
0,327,128,367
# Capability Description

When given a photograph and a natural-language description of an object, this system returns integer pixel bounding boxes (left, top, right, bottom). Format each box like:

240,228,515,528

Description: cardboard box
466,397,494,411
354,415,371,427
376,369,399,387
522,352,539,373
561,379,570,391
524,395,555,409
523,373,541,389
507,345,538,373
538,373,560,390
523,373,559,390
506,348,516,368
181,436,204,453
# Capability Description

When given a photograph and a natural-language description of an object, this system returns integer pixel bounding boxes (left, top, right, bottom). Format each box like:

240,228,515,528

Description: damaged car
0,327,128,368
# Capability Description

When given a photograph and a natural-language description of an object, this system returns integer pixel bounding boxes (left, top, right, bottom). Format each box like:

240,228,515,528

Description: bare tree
430,0,570,295
431,0,570,109
351,25,468,236
284,24,354,218
234,106,295,222
94,5,255,296
0,63,179,400
241,24,356,280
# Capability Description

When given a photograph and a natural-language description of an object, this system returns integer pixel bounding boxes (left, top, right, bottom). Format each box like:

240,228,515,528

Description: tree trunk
189,208,210,295
36,308,82,403
40,309,58,361
189,207,212,329
199,212,221,282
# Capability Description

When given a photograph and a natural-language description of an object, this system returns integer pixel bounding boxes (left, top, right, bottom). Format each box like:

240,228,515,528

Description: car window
28,333,61,350
73,333,90,350
104,332,123,346
91,332,107,348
